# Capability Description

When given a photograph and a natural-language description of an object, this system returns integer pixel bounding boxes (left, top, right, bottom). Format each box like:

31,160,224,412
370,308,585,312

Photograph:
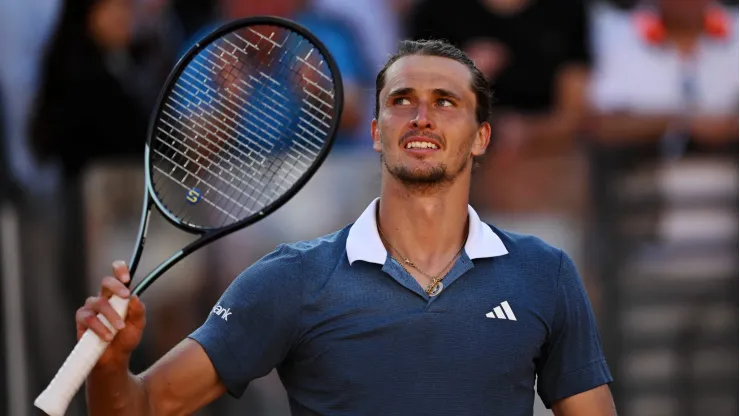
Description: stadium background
0,0,737,415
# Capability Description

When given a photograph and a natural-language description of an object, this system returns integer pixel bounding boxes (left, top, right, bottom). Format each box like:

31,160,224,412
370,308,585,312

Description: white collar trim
346,198,508,265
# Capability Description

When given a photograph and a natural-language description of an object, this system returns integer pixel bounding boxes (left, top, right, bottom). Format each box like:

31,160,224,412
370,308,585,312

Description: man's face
372,55,490,189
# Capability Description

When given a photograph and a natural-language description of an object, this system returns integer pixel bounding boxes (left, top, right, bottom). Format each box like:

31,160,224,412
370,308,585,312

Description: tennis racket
34,15,343,416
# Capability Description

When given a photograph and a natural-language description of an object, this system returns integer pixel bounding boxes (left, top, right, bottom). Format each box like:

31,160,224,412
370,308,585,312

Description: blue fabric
189,224,613,415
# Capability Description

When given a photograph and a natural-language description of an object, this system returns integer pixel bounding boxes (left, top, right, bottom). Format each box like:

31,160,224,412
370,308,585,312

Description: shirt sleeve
188,243,303,398
536,250,613,408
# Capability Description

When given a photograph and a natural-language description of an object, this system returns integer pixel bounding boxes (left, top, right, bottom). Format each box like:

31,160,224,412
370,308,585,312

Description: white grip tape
34,295,130,416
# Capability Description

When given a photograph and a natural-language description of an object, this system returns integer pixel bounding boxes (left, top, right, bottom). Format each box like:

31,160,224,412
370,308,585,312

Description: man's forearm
86,365,152,416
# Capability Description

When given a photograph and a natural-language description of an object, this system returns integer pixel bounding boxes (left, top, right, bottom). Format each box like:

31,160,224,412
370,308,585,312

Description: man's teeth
405,141,439,149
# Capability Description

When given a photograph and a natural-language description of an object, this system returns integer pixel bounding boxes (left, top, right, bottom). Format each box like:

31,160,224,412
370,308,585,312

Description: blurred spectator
27,0,184,331
313,0,415,73
588,0,738,151
406,0,593,216
0,0,61,192
407,0,591,152
290,0,374,149
30,0,183,174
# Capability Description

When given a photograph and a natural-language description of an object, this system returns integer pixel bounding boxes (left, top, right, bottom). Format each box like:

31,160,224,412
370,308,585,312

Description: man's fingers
101,275,130,299
127,296,147,329
77,309,114,341
111,260,130,284
92,297,126,331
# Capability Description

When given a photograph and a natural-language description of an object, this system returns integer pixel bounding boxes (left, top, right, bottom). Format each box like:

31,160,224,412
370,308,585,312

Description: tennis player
77,39,616,415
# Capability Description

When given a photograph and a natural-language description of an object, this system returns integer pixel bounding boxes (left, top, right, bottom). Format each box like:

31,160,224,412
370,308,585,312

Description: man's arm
78,262,227,416
86,339,226,416
551,384,617,416
536,251,615,412
84,243,303,415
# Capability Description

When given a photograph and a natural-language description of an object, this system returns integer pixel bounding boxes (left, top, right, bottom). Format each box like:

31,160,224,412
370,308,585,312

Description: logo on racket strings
186,188,202,204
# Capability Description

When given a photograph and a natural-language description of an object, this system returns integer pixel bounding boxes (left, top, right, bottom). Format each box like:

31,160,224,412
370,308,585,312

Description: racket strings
207,32,312,219
150,25,337,229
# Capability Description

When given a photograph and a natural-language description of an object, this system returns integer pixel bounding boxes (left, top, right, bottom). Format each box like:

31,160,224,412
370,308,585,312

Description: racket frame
128,15,344,294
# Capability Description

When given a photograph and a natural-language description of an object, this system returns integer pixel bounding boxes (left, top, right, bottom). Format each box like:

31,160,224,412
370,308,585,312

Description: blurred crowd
0,0,737,415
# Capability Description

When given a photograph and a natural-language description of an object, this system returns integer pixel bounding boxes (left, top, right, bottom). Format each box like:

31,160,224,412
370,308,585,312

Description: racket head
144,15,344,236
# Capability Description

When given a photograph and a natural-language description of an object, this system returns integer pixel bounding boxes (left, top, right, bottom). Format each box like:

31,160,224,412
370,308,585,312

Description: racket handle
34,295,130,416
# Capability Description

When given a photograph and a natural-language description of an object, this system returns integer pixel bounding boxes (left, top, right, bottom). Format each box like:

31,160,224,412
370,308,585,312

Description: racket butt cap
34,393,67,416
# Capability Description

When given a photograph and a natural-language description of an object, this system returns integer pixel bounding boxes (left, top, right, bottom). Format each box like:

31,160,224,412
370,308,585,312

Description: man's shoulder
238,225,351,284
274,224,352,261
485,223,564,266
484,224,578,304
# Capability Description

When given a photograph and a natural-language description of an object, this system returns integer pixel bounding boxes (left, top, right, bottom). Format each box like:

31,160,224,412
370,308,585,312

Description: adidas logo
485,301,517,321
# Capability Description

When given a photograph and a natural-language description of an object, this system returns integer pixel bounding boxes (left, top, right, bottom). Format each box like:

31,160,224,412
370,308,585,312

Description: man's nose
409,104,435,130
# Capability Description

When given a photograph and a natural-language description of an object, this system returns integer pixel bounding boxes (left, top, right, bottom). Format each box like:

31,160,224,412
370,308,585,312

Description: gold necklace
376,215,468,296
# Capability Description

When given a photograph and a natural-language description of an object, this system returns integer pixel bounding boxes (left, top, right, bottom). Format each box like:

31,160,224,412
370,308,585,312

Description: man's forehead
382,55,473,95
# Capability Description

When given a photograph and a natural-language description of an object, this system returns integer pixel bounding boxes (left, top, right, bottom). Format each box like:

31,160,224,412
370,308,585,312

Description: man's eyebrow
386,87,415,98
386,87,463,101
433,88,463,101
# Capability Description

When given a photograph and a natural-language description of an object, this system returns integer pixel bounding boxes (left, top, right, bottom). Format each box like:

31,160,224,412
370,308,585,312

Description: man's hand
81,261,225,416
76,261,146,370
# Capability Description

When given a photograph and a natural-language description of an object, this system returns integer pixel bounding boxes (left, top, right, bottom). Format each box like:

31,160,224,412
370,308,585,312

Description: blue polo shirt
189,198,613,415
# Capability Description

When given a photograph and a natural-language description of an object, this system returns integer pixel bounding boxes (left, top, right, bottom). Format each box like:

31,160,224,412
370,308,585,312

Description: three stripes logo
485,301,517,321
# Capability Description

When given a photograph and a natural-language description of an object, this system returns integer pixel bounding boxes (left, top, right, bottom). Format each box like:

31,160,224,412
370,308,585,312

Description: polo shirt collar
346,197,508,265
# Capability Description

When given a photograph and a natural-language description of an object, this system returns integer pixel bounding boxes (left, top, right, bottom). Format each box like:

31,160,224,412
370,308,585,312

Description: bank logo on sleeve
212,304,232,321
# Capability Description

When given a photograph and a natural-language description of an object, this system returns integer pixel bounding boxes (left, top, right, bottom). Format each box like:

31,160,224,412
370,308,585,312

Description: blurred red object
221,0,300,19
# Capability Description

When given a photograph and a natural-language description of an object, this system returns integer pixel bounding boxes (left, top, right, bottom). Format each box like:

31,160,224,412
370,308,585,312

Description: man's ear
371,118,382,152
472,121,491,157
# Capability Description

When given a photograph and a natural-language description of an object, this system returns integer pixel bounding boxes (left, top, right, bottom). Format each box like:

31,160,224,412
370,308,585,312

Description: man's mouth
401,135,442,152
405,141,439,150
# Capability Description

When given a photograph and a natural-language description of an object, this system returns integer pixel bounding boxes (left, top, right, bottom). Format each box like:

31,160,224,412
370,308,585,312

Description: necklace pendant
428,282,443,297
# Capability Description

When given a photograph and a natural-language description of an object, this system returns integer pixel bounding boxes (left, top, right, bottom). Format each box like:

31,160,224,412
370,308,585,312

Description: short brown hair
374,39,493,125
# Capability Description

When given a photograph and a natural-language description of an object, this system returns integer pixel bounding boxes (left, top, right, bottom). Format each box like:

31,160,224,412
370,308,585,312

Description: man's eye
393,97,411,105
437,98,453,107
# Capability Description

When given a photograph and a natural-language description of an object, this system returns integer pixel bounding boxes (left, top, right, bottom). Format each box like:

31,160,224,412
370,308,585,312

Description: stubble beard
381,151,470,193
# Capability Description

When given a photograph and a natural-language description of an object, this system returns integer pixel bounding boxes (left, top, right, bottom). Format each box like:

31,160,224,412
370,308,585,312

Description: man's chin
391,166,447,185
382,157,451,184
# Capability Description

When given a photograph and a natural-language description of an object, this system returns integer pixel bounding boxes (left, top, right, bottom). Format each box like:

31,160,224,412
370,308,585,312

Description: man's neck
377,174,471,270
